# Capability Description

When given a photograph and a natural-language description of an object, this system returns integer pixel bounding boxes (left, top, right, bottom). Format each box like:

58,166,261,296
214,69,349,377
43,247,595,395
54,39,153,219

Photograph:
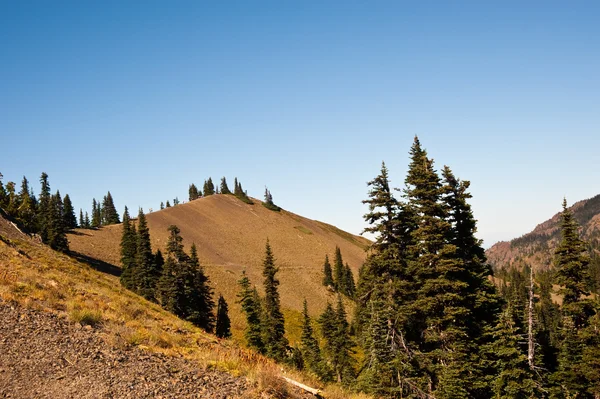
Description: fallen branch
280,375,324,398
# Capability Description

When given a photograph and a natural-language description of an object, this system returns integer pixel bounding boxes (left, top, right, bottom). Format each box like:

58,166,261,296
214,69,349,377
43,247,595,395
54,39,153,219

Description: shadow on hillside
70,251,122,277
68,230,94,236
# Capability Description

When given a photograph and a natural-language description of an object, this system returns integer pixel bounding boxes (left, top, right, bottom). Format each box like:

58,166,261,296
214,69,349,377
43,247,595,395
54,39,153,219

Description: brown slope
486,194,600,270
68,195,371,328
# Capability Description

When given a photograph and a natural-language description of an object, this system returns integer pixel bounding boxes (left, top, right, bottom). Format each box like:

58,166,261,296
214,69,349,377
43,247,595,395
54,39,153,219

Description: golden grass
0,232,370,399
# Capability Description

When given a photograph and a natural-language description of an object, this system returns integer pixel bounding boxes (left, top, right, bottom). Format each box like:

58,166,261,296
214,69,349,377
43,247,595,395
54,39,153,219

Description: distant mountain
486,194,600,272
68,194,371,335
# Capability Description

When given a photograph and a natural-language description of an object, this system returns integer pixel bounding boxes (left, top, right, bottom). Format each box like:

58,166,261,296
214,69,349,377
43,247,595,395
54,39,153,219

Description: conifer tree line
0,172,71,252
119,213,223,333
321,247,355,298
238,241,355,382
187,176,253,204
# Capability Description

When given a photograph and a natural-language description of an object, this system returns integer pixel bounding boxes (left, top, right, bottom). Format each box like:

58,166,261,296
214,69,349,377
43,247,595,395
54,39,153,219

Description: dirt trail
0,300,248,398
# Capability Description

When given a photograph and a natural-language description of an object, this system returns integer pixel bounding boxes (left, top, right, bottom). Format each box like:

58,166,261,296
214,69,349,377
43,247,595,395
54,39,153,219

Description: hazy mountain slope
68,194,371,330
486,194,600,270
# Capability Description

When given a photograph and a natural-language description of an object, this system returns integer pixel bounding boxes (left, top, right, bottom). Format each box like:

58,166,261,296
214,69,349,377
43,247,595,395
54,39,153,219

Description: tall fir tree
91,198,101,227
320,297,355,384
203,178,215,196
0,172,7,209
119,206,137,290
48,191,69,252
187,243,215,332
261,240,289,360
135,209,161,301
189,183,200,201
220,177,231,194
322,254,334,287
84,211,90,228
79,209,84,229
263,187,280,211
16,176,37,232
38,172,52,242
300,299,329,380
237,271,265,353
215,294,232,339
101,191,120,225
62,194,77,229
333,246,344,291
552,199,597,398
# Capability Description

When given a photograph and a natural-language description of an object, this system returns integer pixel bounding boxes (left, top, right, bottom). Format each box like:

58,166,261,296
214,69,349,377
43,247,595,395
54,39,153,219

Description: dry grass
0,225,370,399
68,195,371,325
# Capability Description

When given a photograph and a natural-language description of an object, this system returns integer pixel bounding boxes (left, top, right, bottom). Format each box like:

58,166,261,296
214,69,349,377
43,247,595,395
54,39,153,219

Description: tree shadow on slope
70,251,122,277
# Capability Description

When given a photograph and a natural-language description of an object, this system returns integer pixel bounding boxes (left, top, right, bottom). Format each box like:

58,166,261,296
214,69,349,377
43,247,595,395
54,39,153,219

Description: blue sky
1,1,599,247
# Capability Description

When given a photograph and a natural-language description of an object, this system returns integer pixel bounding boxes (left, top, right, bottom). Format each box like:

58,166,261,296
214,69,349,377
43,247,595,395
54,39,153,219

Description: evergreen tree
5,181,18,217
17,176,37,232
91,198,101,227
333,246,344,291
233,177,253,204
62,194,77,229
237,271,265,352
215,294,232,338
48,191,69,252
552,199,597,397
119,206,137,290
234,178,241,195
261,240,289,360
263,187,280,211
536,269,560,373
160,201,164,210
343,263,356,298
187,243,215,332
220,177,231,194
84,211,90,228
135,209,160,300
0,172,7,209
489,307,540,399
173,197,179,206
165,200,171,208
203,178,215,196
101,191,120,225
320,297,355,384
79,209,84,228
38,172,52,242
322,254,334,288
189,183,200,201
300,299,329,380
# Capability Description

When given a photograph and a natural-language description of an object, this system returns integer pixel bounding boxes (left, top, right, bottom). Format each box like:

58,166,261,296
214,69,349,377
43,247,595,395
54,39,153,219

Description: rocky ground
0,300,248,398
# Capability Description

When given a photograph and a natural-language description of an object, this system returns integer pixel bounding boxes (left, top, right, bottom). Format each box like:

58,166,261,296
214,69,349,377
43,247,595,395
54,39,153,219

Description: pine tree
91,198,101,227
101,191,120,225
48,191,69,252
157,225,188,319
135,209,160,300
220,177,231,194
165,200,171,208
79,209,84,228
215,294,232,338
261,240,288,360
300,299,329,380
203,178,215,196
17,176,37,232
263,187,280,211
119,206,137,290
38,173,52,242
552,199,597,397
343,263,356,298
233,177,253,204
62,194,77,229
490,307,540,399
322,254,334,288
237,271,265,352
320,297,355,384
173,197,179,206
333,246,344,291
187,243,215,332
84,211,90,228
160,201,164,210
189,183,200,201
0,172,7,209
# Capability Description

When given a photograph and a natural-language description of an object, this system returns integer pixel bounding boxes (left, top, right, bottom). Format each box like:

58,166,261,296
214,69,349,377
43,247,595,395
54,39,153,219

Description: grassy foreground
0,230,369,399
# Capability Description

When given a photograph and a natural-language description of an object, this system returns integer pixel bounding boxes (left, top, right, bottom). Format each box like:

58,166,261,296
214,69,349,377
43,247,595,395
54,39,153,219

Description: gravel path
0,301,248,398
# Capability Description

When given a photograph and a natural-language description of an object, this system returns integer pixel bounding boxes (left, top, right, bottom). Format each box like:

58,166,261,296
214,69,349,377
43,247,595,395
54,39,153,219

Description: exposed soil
0,300,248,398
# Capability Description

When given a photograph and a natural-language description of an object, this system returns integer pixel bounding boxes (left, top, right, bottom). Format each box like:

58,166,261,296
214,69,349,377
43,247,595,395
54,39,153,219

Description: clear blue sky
2,1,599,247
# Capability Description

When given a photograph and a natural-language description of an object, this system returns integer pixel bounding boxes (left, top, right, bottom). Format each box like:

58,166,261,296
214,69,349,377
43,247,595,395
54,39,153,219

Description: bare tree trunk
528,266,535,370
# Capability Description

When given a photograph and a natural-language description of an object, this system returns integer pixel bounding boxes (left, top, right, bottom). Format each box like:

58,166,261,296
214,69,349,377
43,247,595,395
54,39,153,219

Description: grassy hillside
0,211,369,399
68,194,370,340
